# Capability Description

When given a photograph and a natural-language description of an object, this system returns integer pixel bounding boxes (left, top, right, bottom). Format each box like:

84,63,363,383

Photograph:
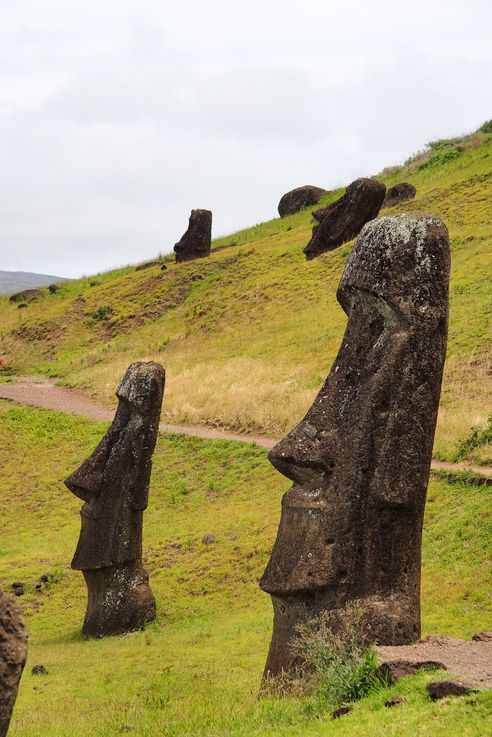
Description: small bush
454,414,492,462
291,600,381,707
91,305,113,321
418,148,460,171
427,136,462,151
479,119,492,134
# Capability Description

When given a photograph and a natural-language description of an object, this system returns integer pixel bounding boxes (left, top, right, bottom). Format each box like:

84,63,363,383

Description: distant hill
0,270,68,296
1,122,491,464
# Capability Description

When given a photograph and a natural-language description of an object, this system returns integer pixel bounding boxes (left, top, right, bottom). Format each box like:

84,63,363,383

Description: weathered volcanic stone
304,178,386,259
174,209,212,262
0,592,28,737
427,679,479,700
278,186,327,218
65,361,165,638
9,289,43,303
260,212,450,678
382,183,417,209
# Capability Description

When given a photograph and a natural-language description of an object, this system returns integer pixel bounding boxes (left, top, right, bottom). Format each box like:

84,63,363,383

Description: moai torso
0,591,27,737
65,361,164,637
260,213,450,676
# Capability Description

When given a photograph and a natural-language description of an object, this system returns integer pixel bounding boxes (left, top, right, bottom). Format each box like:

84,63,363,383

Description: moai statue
174,209,212,262
65,361,165,638
0,592,28,737
260,212,450,678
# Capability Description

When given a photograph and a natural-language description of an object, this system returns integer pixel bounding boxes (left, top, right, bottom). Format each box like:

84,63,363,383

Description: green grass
0,128,491,462
1,402,491,736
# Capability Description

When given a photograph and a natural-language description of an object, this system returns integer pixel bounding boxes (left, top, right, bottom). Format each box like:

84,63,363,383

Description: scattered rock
64,361,164,638
11,583,25,597
278,185,327,217
377,659,445,685
161,264,168,271
472,631,492,642
0,591,28,737
9,288,43,303
427,679,479,700
174,209,212,263
331,705,352,719
135,261,163,272
48,284,60,294
202,534,215,545
89,281,98,287
384,695,405,707
382,182,416,209
304,178,386,259
17,303,27,309
31,665,48,676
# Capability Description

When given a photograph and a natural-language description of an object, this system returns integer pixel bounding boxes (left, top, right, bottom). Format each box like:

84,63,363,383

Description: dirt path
0,377,491,479
377,634,492,688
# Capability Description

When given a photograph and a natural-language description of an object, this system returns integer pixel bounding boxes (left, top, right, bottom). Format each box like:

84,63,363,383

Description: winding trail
1,377,491,480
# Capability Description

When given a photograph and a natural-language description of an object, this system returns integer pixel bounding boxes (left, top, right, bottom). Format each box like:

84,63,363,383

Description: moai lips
260,212,450,678
0,592,27,737
65,361,165,638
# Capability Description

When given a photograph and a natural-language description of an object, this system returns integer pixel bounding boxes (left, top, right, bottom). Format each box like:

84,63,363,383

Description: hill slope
1,403,491,736
0,126,491,463
0,270,67,296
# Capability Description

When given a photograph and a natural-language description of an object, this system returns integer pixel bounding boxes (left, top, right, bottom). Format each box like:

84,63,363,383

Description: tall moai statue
174,209,212,262
65,361,165,638
0,591,28,737
260,212,450,678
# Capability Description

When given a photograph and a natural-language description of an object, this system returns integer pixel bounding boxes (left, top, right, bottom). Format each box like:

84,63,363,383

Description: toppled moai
174,209,212,262
65,361,165,638
0,592,28,737
278,185,327,217
260,212,450,678
305,178,386,259
382,183,417,209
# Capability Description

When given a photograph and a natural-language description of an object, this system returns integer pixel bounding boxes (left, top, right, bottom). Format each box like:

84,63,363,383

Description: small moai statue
260,212,450,678
65,361,165,638
174,209,212,262
0,591,28,737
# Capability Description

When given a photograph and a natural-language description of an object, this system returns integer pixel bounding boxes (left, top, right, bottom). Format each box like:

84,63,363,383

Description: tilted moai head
65,361,165,637
260,212,450,678
0,591,28,737
174,209,212,263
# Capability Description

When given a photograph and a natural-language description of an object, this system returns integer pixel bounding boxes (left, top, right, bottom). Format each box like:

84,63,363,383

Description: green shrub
479,119,492,134
291,600,381,707
427,136,462,151
454,414,492,462
90,304,113,321
419,148,460,171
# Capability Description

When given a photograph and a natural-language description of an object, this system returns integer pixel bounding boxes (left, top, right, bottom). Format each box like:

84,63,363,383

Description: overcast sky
0,0,491,278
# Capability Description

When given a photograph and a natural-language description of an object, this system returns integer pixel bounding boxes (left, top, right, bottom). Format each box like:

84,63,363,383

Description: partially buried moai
260,212,450,678
0,591,27,737
65,361,165,638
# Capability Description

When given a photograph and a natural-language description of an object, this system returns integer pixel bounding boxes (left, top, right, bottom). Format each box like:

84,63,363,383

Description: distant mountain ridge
0,270,68,296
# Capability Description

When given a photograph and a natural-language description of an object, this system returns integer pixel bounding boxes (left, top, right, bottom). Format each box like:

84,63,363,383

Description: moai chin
0,591,28,737
260,212,450,678
65,361,165,638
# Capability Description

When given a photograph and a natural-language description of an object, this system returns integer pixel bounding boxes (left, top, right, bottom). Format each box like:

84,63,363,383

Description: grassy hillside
0,127,491,463
1,402,491,737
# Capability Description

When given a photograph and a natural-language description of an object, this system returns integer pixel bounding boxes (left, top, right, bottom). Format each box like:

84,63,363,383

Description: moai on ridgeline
65,361,165,638
0,592,28,737
260,212,450,678
305,178,386,259
174,209,212,262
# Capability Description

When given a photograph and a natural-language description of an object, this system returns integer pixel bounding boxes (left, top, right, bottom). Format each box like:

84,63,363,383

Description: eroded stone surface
382,183,416,209
305,178,386,259
260,213,450,678
427,679,479,700
0,591,28,737
174,209,212,262
278,186,327,217
65,361,165,637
